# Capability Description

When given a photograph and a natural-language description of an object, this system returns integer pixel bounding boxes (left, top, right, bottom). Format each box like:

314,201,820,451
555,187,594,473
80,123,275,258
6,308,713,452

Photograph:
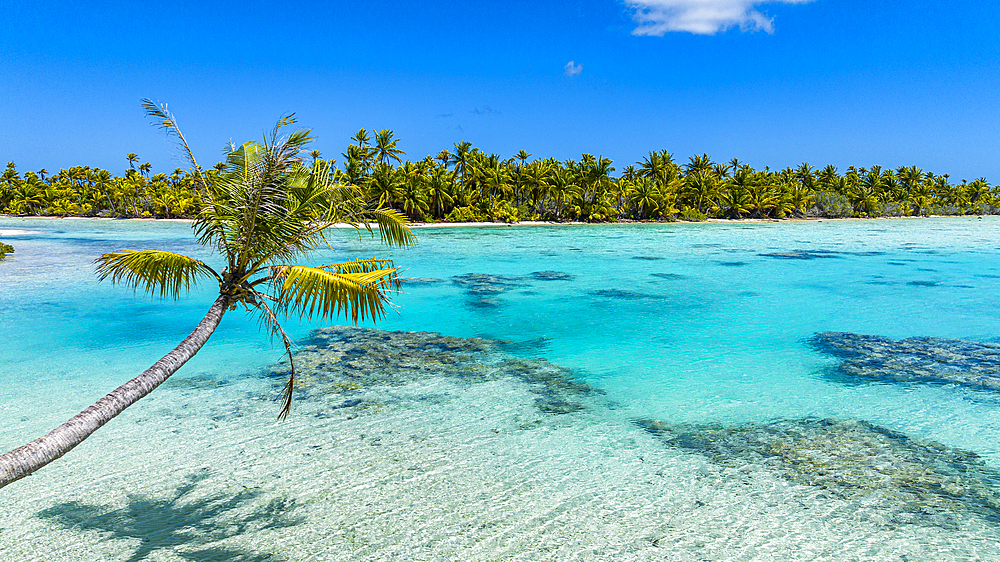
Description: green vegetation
0,103,413,488
2,133,994,222
0,239,12,259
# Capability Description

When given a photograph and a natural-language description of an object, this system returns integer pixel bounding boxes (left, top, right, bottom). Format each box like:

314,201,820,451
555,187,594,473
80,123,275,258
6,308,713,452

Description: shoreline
0,214,986,232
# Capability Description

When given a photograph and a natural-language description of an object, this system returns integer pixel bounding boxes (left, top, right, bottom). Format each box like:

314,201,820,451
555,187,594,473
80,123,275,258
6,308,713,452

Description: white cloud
625,0,814,36
564,60,583,77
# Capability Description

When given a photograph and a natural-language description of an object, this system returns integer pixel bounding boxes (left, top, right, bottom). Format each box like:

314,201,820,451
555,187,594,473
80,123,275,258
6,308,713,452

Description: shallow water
3,216,1000,560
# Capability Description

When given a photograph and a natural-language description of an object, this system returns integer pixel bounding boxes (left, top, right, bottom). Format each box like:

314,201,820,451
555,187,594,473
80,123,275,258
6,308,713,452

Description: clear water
3,216,1000,560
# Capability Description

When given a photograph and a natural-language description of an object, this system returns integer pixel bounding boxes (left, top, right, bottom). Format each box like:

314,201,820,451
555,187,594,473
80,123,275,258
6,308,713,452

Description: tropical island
6,0,1000,558
1,134,993,223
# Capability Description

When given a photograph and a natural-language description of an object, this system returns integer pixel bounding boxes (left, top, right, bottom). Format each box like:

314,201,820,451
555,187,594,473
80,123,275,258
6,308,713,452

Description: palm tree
684,153,714,177
628,177,660,219
515,149,531,170
682,172,717,215
452,141,474,205
374,129,405,166
817,164,840,191
549,165,580,220
746,173,779,218
434,150,452,170
794,162,815,190
344,129,376,177
425,163,455,219
968,178,991,208
366,162,405,209
639,150,675,187
849,166,884,216
719,169,754,218
0,101,413,489
897,165,924,210
524,159,552,216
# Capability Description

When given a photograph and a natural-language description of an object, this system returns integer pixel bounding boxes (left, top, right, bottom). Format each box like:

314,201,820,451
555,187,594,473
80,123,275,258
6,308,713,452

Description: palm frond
141,99,205,192
361,208,416,247
193,117,323,273
95,250,220,299
246,295,297,420
269,259,400,323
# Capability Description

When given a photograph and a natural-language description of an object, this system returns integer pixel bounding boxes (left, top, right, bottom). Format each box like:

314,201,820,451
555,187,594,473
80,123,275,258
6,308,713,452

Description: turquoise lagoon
2,216,1000,560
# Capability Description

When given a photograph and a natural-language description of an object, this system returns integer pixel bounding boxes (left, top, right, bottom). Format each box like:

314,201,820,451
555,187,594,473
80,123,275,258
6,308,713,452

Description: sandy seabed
2,366,997,562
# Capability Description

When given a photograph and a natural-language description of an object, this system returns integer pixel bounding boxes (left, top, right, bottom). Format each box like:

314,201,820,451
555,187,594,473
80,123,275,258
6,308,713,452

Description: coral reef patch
267,326,599,415
589,289,661,300
404,277,447,286
530,270,576,281
451,271,576,307
636,417,1000,525
760,250,841,260
811,332,1000,389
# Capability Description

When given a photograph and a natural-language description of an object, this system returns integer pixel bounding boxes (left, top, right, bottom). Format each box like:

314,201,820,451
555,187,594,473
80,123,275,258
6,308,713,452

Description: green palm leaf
361,208,416,247
270,259,400,323
95,250,220,299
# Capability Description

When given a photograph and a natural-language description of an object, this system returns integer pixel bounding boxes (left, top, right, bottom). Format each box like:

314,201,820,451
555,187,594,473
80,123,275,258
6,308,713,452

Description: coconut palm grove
2,143,994,222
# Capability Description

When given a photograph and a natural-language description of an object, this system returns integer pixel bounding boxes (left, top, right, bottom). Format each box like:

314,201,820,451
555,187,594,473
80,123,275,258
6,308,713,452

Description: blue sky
2,0,998,181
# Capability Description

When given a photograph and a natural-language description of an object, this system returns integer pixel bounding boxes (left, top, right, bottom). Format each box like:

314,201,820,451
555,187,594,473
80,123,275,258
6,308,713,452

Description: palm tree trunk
0,295,229,489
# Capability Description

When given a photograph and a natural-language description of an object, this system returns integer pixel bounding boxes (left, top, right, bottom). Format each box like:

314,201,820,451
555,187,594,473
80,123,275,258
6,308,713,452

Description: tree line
2,131,996,221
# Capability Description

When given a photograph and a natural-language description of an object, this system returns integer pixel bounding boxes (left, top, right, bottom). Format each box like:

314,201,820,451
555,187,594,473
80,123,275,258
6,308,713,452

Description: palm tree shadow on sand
35,470,302,561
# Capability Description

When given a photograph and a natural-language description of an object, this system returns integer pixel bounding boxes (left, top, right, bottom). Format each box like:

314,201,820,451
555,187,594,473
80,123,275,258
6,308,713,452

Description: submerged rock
452,273,526,291
590,289,661,300
404,277,447,286
451,273,528,308
497,337,551,354
636,417,1000,524
163,373,230,390
811,332,1000,390
446,271,578,308
269,326,599,415
530,270,576,281
760,250,841,260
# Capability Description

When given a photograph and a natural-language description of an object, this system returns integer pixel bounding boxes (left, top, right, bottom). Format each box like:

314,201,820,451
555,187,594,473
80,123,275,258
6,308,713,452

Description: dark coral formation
403,277,447,286
811,332,1000,390
451,271,576,307
268,326,599,415
589,289,662,300
759,249,884,260
636,417,1000,524
530,270,576,281
759,250,841,260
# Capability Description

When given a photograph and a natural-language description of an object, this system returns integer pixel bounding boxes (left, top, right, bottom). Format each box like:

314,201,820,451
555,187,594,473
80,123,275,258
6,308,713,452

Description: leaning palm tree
0,101,414,489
